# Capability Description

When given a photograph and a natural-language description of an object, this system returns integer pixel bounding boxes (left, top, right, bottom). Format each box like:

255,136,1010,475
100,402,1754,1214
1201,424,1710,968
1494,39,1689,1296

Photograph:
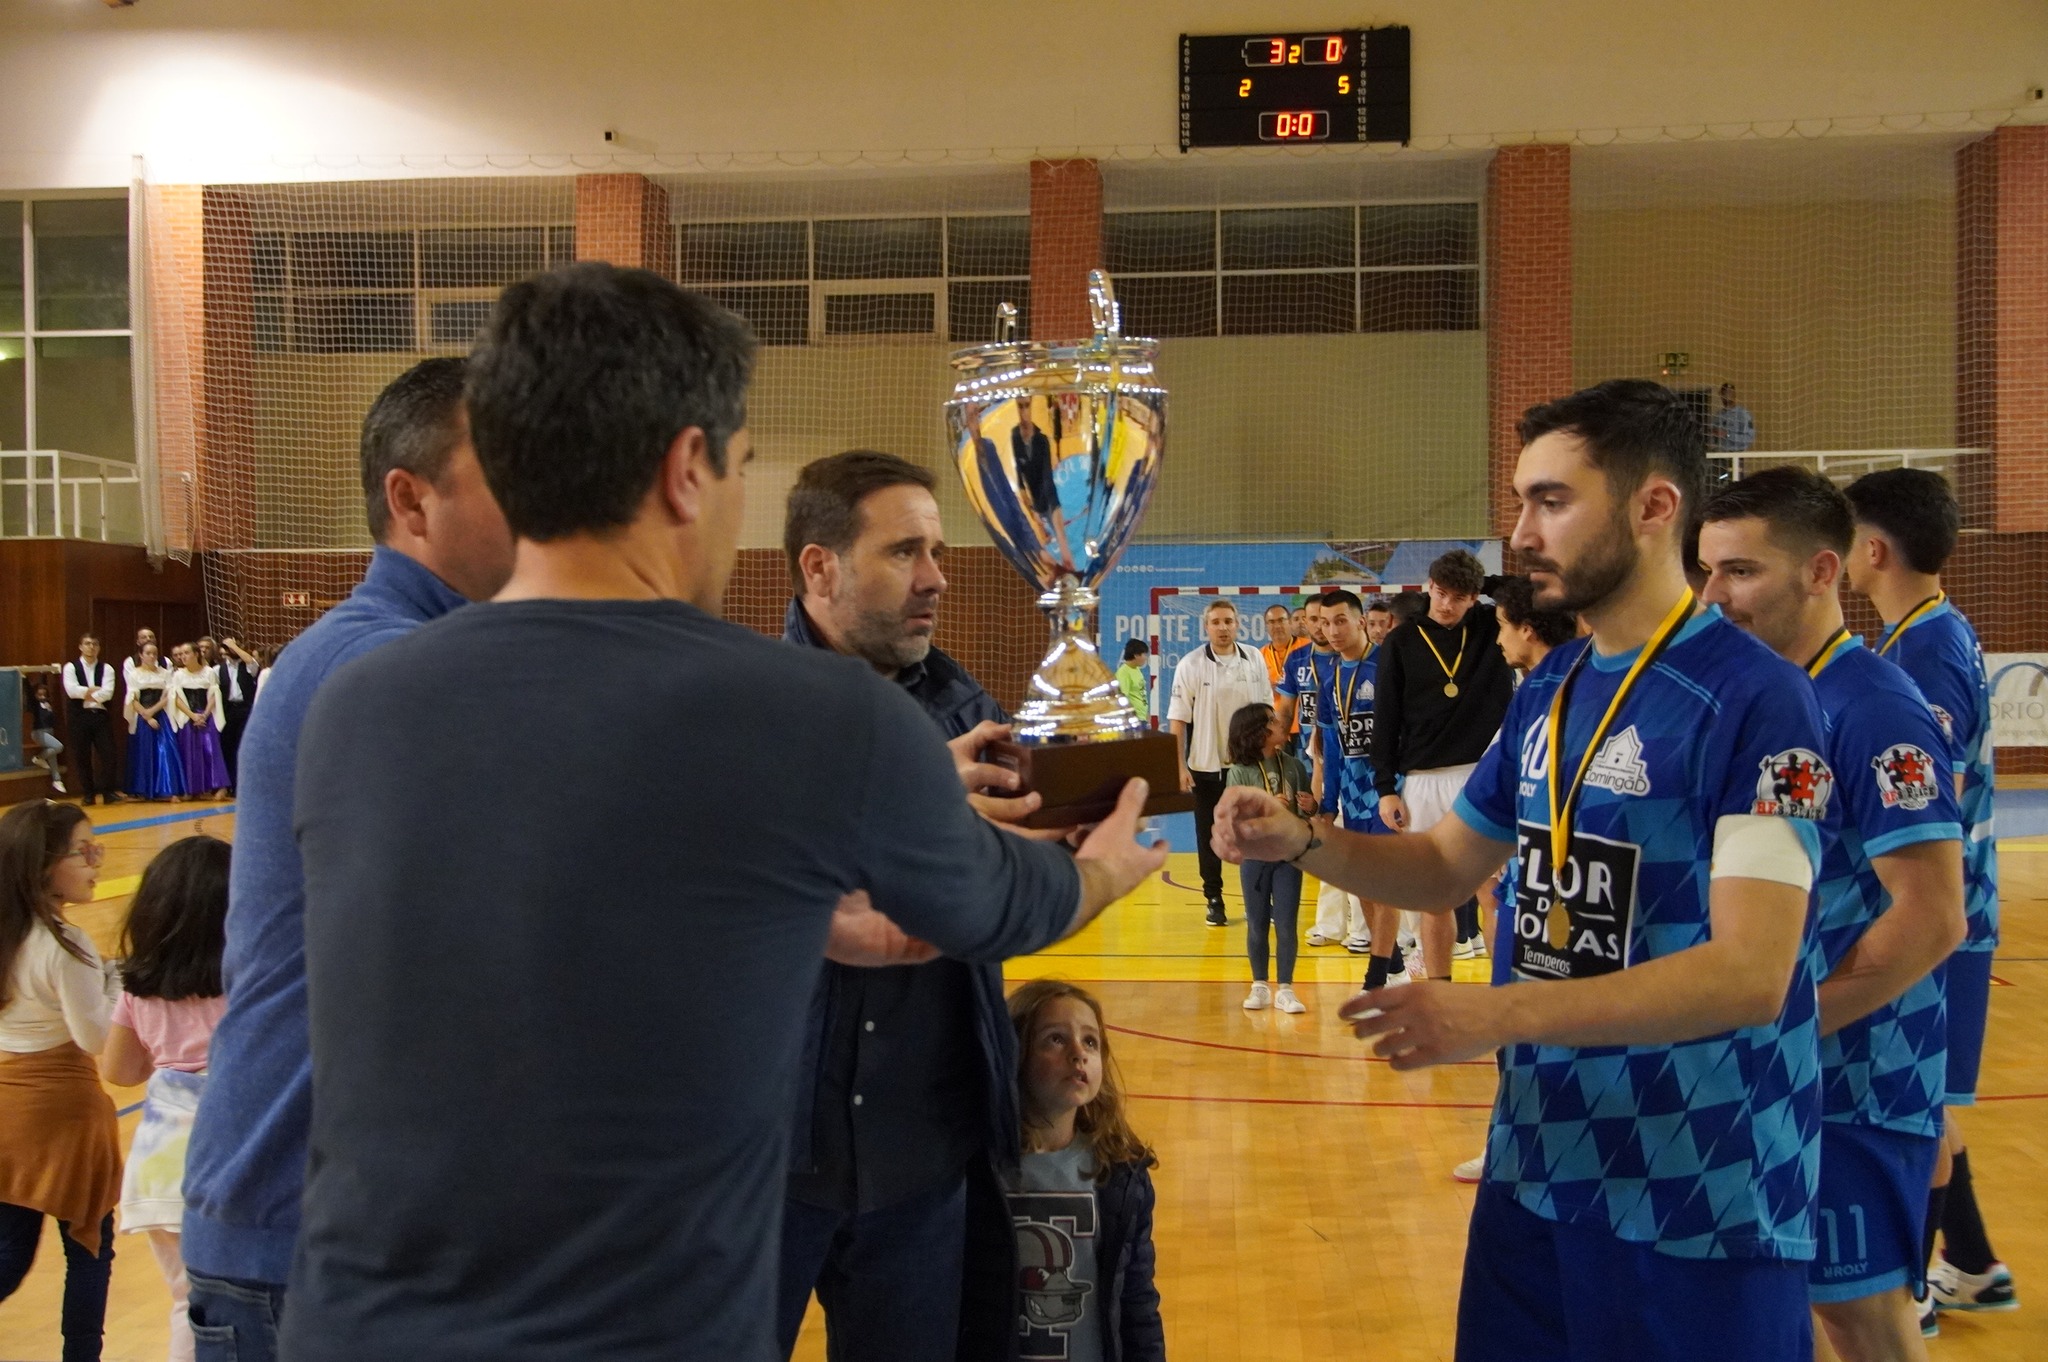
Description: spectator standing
180,356,517,1362
170,645,231,801
99,835,233,1362
1169,601,1273,927
214,639,260,793
1116,638,1151,723
124,644,185,802
1226,702,1312,1013
1712,382,1756,453
0,800,121,1362
62,635,120,805
123,630,158,697
1259,604,1307,751
28,681,67,794
1370,551,1516,979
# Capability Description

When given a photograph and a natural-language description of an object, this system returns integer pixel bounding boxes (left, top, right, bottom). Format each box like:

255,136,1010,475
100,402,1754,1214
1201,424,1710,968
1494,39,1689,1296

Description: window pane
0,338,24,446
948,280,1029,344
35,336,133,461
548,226,577,266
947,217,1030,277
291,231,414,290
252,232,287,293
823,291,936,335
703,285,810,346
1359,269,1480,332
428,299,497,348
34,199,129,331
421,228,546,288
1222,272,1355,335
1360,203,1479,268
680,222,809,283
1105,212,1214,275
1116,275,1216,338
253,297,286,354
292,294,416,353
0,203,21,330
815,219,941,280
1221,208,1353,271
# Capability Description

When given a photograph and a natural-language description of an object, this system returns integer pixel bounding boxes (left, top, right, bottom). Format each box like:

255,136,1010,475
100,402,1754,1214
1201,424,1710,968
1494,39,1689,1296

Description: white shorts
1402,762,1477,834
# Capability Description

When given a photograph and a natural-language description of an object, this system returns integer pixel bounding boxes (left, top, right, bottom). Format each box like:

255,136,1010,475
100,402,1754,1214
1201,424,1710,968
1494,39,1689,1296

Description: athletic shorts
1457,1182,1811,1362
1404,762,1478,833
1943,949,1994,1106
1808,1122,1940,1304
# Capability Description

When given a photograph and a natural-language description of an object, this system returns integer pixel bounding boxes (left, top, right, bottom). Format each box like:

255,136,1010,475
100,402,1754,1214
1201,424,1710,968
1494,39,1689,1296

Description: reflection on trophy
946,271,1195,828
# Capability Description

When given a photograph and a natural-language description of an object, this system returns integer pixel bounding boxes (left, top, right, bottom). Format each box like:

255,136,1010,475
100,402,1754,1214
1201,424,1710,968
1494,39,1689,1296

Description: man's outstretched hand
823,890,941,968
1211,785,1310,866
1336,981,1506,1071
1065,779,1170,934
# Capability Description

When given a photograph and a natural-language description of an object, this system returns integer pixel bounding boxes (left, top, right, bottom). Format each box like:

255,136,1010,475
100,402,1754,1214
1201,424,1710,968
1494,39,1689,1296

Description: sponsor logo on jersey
1754,748,1836,820
1583,724,1651,797
1928,703,1954,743
1872,742,1940,811
1511,822,1642,981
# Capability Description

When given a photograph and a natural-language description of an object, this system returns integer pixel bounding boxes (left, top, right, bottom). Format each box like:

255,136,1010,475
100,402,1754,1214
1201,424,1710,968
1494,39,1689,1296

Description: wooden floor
3,800,2043,1361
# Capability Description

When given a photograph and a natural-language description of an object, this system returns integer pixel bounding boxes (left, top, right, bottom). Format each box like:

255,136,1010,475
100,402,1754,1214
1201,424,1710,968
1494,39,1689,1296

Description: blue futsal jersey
1277,647,1339,812
1879,599,1998,953
1453,608,1829,1261
1317,650,1380,826
1808,638,1962,1139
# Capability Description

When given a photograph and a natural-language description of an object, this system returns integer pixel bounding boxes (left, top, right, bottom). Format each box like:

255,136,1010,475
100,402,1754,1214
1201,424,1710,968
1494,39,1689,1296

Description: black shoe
1205,898,1228,927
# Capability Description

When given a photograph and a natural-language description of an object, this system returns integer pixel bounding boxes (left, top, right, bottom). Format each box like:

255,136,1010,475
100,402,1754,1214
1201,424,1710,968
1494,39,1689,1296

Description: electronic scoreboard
1179,27,1410,151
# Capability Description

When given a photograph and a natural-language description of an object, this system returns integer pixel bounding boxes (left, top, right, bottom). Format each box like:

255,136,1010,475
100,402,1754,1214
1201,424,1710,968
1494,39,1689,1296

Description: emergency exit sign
281,590,312,607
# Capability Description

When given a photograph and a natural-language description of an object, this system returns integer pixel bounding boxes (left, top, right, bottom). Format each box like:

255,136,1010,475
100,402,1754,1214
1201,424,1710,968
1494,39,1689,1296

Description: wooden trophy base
986,730,1196,829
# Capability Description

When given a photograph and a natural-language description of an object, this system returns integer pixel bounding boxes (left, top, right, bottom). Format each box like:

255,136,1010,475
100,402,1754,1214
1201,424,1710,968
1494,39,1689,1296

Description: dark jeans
776,1174,967,1362
1241,858,1303,983
222,699,253,792
188,1270,287,1362
70,709,117,801
0,1204,114,1362
1192,768,1229,900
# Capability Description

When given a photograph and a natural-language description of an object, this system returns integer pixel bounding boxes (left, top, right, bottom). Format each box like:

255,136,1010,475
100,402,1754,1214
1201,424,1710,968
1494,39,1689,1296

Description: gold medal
1418,619,1469,700
1444,681,1459,698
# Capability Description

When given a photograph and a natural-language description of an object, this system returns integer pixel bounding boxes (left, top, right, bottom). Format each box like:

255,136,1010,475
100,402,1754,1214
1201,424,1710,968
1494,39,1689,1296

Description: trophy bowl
945,271,1193,828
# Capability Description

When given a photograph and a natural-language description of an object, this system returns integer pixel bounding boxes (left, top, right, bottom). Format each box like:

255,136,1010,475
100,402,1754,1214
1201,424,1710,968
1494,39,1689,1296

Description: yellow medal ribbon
1876,592,1945,657
1417,619,1468,697
1335,644,1375,724
1804,627,1851,679
1544,590,1696,949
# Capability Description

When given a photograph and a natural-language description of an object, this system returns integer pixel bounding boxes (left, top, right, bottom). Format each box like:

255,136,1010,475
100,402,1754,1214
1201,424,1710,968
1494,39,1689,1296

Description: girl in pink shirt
100,835,230,1362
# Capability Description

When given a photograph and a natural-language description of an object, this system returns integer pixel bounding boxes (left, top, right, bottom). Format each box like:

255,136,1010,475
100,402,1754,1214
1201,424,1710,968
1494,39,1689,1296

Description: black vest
64,660,111,717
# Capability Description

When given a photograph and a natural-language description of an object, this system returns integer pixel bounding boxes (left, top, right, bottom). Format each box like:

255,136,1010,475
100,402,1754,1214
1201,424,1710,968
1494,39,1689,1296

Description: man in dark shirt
1370,549,1516,979
283,264,1166,1362
776,448,1037,1362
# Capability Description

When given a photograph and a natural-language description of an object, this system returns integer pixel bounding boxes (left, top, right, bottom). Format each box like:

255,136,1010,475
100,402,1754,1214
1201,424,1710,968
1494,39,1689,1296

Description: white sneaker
1451,937,1478,960
1405,954,1428,982
1342,934,1372,954
1382,970,1416,988
1452,1153,1485,1183
1305,930,1335,947
1274,985,1306,1014
1471,936,1488,958
1927,1258,2019,1311
1243,982,1271,1011
50,778,68,794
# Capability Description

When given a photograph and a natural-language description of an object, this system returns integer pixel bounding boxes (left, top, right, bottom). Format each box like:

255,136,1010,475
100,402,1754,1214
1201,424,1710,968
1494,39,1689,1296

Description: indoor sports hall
0,4,2044,1361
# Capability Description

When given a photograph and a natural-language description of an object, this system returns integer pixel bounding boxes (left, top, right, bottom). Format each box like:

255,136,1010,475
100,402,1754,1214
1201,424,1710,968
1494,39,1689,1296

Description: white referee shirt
1166,641,1273,773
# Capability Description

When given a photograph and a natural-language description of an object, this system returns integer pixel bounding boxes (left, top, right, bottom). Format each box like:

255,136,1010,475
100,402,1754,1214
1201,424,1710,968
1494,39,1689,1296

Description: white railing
0,450,146,543
1709,448,1983,484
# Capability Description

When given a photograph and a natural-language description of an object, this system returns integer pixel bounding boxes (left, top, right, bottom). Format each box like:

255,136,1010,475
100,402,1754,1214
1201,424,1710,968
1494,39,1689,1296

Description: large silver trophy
945,271,1192,827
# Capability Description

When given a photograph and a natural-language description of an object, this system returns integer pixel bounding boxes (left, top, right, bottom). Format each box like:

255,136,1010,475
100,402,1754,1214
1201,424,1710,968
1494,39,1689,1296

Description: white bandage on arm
1710,814,1815,890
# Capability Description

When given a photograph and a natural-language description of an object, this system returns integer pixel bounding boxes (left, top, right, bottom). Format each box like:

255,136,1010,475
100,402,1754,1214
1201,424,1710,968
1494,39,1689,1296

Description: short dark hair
1121,638,1148,663
1391,591,1428,625
360,357,470,543
1700,466,1853,559
467,263,756,542
1319,588,1363,615
1364,598,1392,616
1428,549,1485,597
1490,575,1578,647
119,835,231,1001
1227,702,1275,767
1517,378,1707,518
1843,467,1959,575
783,450,938,594
78,632,98,645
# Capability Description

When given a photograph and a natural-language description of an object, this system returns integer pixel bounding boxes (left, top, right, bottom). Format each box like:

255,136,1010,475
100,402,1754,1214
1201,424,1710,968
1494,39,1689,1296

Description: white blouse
124,664,177,734
0,921,117,1055
171,666,225,732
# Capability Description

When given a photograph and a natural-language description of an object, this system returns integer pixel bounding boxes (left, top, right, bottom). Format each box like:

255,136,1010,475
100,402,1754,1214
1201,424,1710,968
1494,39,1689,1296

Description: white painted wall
0,0,2041,188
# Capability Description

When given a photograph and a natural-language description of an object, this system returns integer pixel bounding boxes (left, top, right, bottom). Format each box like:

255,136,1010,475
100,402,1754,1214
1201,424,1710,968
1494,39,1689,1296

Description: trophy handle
995,300,1018,343
1087,270,1121,341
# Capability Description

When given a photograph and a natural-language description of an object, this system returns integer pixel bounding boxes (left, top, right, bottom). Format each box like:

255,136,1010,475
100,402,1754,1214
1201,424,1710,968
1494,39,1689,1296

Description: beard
844,600,938,672
1525,511,1638,615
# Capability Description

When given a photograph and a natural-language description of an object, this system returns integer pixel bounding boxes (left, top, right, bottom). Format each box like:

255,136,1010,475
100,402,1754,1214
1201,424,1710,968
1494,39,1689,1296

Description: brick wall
1029,160,1103,341
1485,144,1574,538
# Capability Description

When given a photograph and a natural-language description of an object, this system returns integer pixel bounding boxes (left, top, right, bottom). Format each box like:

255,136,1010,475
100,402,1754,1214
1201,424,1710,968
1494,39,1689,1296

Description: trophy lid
946,271,1163,392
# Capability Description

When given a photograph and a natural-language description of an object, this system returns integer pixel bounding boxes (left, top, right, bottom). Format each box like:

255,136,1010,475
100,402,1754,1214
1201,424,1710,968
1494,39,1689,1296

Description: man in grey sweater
283,263,1166,1362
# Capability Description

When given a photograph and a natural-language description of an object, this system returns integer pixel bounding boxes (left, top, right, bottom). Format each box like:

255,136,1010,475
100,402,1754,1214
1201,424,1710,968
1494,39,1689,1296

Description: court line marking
1131,1091,1494,1111
92,805,236,835
1109,1023,1498,1067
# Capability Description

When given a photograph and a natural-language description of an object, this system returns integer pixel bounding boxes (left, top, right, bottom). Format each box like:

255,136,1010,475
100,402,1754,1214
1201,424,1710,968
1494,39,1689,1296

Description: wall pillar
1957,125,2048,533
1485,144,1574,539
574,173,673,276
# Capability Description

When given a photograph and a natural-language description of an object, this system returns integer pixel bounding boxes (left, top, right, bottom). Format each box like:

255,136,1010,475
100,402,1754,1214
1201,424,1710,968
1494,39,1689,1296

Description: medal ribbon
1875,592,1944,658
1335,644,1375,723
1417,619,1467,690
1545,591,1696,882
1804,627,1851,679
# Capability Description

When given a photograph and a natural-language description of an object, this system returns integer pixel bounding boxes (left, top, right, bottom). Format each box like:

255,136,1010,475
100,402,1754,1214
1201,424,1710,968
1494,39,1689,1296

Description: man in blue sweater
179,357,518,1361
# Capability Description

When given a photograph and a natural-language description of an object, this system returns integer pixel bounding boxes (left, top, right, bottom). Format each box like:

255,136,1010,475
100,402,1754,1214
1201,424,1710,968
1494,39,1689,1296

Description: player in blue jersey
1277,596,1354,947
1700,467,1966,1361
1317,590,1410,983
1214,379,1831,1361
1843,468,2018,1321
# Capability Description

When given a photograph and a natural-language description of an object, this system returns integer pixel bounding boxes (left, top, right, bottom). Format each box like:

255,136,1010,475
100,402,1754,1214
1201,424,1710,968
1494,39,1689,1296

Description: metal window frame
0,191,136,463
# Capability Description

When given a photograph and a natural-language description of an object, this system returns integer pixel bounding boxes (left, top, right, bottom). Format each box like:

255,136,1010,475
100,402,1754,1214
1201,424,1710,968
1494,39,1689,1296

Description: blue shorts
1808,1123,1940,1304
1943,949,1993,1105
1457,1182,1812,1362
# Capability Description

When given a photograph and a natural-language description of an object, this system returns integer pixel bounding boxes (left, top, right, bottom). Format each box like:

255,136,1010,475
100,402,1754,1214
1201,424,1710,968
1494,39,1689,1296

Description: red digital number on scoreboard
1258,110,1330,141
1240,35,1345,66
